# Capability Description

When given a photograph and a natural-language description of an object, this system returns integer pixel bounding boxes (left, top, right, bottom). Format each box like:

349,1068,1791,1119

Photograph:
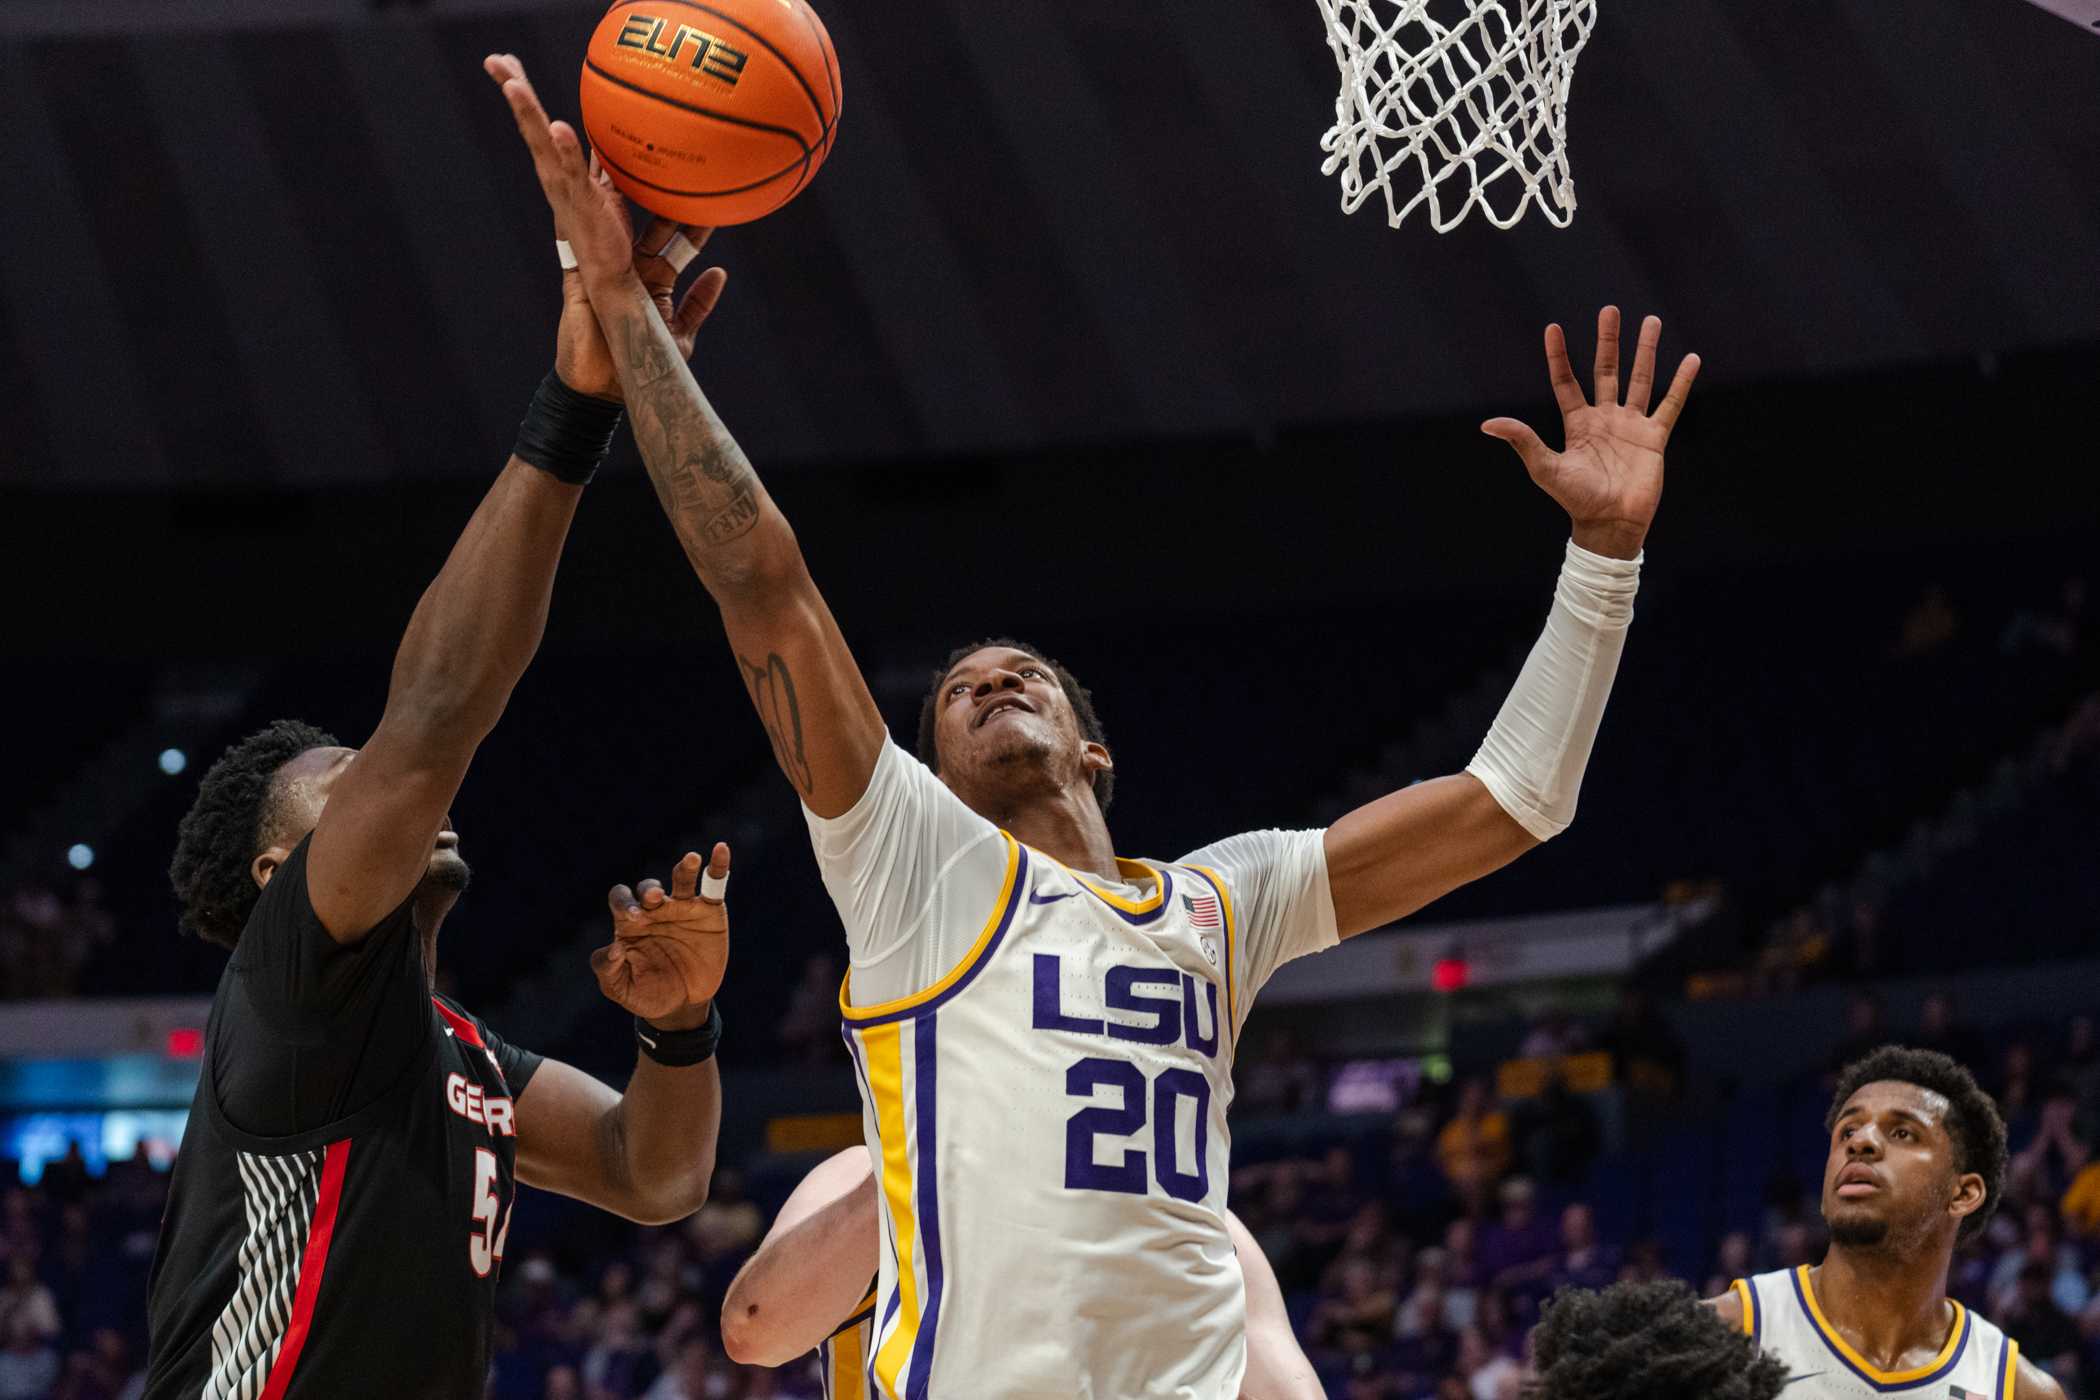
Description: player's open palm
593,844,731,1023
1483,306,1701,559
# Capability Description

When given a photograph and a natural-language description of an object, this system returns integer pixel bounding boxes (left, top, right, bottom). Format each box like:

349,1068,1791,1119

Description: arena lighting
159,748,187,775
1431,954,1471,992
165,1028,205,1059
65,844,94,871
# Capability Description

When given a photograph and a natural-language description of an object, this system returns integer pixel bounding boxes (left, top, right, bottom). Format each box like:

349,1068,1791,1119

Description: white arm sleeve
1178,828,1338,1018
802,738,1015,1007
1464,539,1641,840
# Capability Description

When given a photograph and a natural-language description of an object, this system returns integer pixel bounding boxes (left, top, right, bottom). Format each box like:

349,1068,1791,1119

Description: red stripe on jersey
257,1138,352,1400
432,997,486,1049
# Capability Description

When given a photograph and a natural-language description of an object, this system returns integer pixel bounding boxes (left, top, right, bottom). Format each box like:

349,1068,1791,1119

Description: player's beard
1826,1208,1892,1249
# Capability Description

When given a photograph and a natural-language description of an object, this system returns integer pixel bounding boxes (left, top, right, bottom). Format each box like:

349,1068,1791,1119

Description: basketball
580,0,841,227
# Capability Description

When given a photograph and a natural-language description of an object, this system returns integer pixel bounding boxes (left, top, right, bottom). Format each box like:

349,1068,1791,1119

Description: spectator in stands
1825,991,1885,1084
2058,1142,2100,1241
1239,1029,1322,1116
543,1366,582,1400
1990,1204,2090,1319
0,1315,58,1400
1478,1177,1557,1284
1997,1041,2042,1146
52,1328,141,1400
1455,1322,1522,1400
1505,1201,1620,1314
0,1255,59,1345
775,954,840,1066
2010,1086,2090,1203
641,1336,714,1400
1437,1078,1512,1214
1384,1107,1452,1236
1913,990,1981,1069
581,1300,654,1398
2000,1261,2084,1388
1513,1062,1601,1187
1308,1255,1398,1354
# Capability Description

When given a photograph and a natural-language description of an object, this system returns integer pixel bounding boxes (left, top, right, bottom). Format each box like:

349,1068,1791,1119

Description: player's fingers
1481,417,1553,474
1592,305,1621,407
1652,353,1703,432
1542,324,1586,416
637,877,667,909
672,268,729,342
700,842,731,904
1624,315,1662,413
589,941,624,983
669,851,702,902
545,120,590,181
607,883,640,920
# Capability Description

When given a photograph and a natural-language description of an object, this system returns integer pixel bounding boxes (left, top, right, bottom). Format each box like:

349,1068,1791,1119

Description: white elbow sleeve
1465,540,1641,840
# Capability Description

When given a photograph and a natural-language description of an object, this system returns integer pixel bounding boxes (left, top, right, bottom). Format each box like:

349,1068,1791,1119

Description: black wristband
514,371,624,486
635,1002,721,1067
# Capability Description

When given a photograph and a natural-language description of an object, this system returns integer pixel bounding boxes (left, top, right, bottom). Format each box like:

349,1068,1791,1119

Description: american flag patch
1182,893,1221,929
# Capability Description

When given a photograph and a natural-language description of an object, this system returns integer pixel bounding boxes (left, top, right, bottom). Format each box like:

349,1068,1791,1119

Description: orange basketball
580,0,841,226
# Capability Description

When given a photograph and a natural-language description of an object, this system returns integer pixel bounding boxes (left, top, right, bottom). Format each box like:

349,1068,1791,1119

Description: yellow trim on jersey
1184,864,1239,1031
1068,856,1167,913
2003,1338,2019,1398
862,1022,924,1394
823,1313,869,1400
1795,1265,1967,1385
839,832,1021,1021
1730,1278,1756,1337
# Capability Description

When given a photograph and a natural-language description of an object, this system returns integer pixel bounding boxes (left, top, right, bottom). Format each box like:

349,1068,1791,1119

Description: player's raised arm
720,1147,880,1366
1322,308,1699,937
296,247,652,938
485,55,885,818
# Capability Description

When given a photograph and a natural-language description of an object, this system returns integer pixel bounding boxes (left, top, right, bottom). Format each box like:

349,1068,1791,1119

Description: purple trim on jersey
841,1028,905,1400
1747,1277,1761,1349
1787,1267,1972,1393
905,1014,944,1400
1180,866,1235,1041
843,847,1031,1029
1079,866,1174,926
1994,1335,2011,1399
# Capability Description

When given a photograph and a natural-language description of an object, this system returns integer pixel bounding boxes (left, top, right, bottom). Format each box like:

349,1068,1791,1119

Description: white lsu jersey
809,741,1336,1400
1732,1268,2022,1399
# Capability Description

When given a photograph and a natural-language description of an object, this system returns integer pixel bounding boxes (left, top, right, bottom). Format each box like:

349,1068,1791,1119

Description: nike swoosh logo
1028,889,1078,905
1779,1373,1825,1389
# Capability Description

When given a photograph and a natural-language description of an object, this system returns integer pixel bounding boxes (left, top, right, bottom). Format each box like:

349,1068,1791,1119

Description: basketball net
1315,0,1597,232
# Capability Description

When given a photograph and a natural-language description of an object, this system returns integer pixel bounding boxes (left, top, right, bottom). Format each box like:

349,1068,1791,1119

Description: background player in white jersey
488,52,1697,1398
717,1147,1322,1399
1709,1046,2064,1400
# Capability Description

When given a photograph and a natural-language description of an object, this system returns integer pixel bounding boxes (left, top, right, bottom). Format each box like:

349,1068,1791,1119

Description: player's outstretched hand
554,213,730,401
485,54,631,281
593,844,731,1024
1481,307,1701,560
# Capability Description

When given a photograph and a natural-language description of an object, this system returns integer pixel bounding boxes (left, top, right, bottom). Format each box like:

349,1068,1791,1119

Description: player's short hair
916,638,1113,812
1527,1280,1789,1400
1825,1044,2008,1242
169,719,339,950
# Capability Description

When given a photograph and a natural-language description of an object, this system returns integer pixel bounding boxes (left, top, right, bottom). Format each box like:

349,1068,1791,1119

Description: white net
1316,0,1598,232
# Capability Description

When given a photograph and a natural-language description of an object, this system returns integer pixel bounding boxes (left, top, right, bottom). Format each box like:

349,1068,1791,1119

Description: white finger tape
555,239,578,271
660,232,699,274
700,868,728,901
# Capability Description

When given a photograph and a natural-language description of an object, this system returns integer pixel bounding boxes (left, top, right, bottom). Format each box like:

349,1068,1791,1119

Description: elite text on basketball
614,15,750,87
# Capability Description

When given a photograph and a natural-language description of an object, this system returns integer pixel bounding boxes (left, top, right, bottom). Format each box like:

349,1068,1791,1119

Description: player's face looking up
930,647,1111,815
1821,1080,1985,1251
251,746,471,900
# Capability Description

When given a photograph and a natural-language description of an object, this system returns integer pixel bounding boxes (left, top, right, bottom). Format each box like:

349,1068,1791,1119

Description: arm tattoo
609,306,764,557
738,651,814,796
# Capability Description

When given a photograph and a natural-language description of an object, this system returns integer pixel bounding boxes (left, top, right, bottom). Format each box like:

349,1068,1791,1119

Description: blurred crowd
0,883,113,1002
6,990,2099,1398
